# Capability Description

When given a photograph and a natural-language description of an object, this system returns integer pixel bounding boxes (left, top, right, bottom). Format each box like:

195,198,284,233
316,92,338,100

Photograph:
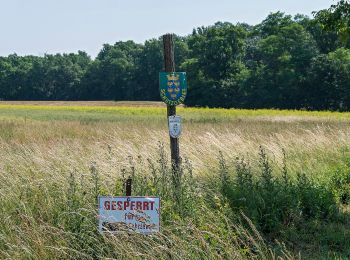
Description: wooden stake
125,177,132,196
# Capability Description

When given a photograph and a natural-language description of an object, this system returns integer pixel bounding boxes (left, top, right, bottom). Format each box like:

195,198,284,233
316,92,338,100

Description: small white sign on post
98,196,160,234
168,115,182,138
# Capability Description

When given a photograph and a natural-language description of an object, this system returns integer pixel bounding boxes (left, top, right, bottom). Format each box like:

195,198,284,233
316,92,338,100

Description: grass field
1,101,350,259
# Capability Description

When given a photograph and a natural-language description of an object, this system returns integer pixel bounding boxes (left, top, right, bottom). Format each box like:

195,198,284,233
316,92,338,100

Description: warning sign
98,196,160,234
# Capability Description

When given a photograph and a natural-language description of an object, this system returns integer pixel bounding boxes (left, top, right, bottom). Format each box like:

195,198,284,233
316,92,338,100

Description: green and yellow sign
159,72,187,106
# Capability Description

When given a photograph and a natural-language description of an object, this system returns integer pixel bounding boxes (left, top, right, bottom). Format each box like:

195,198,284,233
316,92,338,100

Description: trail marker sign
159,72,187,106
98,196,160,234
168,115,182,138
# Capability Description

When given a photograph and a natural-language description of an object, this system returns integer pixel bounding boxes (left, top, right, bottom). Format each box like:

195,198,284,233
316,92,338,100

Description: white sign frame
98,196,160,234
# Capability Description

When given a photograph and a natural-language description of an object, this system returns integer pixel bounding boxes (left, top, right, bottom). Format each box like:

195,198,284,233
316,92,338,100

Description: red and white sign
98,196,160,234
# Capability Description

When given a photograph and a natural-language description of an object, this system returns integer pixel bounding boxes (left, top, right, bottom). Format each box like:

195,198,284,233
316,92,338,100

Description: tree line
1,8,350,110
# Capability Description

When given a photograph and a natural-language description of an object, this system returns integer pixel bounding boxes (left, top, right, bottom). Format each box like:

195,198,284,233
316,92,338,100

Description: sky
0,0,335,57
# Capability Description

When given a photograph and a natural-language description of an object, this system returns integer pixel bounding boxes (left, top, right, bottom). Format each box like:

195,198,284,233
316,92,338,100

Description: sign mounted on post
168,115,182,138
98,196,160,234
159,72,187,106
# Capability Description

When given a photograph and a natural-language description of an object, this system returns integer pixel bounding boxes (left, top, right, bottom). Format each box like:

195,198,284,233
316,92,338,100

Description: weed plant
217,147,350,257
219,146,336,231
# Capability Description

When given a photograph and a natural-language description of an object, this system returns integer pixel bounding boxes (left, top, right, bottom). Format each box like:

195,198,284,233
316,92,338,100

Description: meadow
1,102,350,259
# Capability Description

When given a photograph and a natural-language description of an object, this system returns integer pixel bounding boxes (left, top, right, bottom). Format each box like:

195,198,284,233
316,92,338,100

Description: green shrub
329,162,350,205
219,147,338,235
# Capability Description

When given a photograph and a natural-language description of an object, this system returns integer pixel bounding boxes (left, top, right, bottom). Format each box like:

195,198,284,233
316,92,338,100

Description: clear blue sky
1,0,335,57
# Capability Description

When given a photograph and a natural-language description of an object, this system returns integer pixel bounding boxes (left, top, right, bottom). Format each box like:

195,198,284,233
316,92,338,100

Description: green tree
245,14,319,108
296,14,341,53
314,0,350,43
0,55,36,100
255,12,294,37
306,48,350,110
134,39,163,101
183,22,247,107
81,41,142,100
29,52,91,100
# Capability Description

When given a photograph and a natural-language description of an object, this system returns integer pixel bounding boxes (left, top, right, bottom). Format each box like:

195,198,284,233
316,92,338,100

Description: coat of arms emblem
168,115,182,138
159,72,187,106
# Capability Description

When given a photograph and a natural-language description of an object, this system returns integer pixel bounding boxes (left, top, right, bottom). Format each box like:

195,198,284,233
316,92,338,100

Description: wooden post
163,34,181,171
125,177,132,196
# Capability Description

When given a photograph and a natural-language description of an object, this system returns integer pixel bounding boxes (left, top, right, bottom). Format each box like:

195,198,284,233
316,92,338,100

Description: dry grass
1,115,349,177
1,103,350,258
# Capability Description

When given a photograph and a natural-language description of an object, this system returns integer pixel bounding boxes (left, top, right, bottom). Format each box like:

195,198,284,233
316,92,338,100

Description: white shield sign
98,196,160,234
168,115,182,138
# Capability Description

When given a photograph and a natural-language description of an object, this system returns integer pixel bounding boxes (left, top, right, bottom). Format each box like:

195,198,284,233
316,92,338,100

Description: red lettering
111,201,116,210
130,201,135,210
149,201,155,210
117,201,122,210
124,201,130,210
104,199,158,212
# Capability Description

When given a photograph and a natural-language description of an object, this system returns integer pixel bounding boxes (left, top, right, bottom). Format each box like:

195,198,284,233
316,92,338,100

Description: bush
218,147,338,235
329,161,350,205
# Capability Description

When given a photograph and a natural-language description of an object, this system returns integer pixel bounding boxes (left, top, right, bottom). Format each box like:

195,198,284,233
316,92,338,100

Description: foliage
0,3,350,110
306,48,350,111
314,0,350,43
329,158,350,205
218,147,338,236
244,18,318,109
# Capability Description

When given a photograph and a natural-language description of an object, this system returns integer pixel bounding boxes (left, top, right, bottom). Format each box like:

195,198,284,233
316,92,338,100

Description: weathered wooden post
160,34,187,197
163,34,180,170
125,177,132,196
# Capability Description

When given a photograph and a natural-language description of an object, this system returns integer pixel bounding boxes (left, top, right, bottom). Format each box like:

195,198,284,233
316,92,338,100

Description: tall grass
1,104,350,258
0,143,294,259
